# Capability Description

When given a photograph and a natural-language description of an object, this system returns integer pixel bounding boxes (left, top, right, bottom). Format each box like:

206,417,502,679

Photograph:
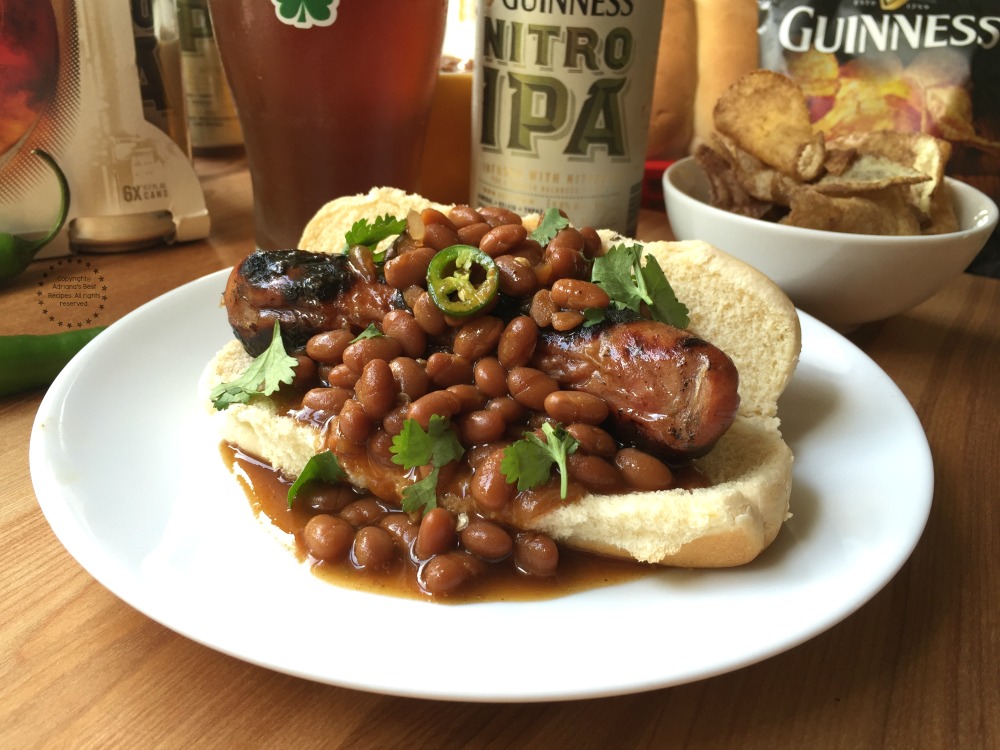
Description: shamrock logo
272,0,339,29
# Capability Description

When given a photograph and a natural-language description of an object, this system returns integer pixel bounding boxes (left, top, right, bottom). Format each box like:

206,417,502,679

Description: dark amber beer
208,0,447,249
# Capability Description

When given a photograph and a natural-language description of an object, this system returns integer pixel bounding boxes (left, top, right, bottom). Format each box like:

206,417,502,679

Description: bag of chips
759,1,1000,204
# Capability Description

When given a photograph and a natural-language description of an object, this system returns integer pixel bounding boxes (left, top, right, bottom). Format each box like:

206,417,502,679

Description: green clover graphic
273,0,338,29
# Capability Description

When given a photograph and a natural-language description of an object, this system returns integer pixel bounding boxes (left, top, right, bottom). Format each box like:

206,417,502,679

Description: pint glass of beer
207,0,448,249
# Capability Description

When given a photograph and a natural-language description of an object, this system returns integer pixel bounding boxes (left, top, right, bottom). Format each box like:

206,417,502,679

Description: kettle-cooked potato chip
713,70,826,181
696,71,960,237
782,186,922,236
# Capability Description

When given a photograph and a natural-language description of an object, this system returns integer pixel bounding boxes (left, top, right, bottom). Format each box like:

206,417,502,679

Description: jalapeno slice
426,244,499,318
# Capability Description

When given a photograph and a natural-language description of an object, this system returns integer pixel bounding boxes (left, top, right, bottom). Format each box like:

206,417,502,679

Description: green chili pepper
0,149,70,282
425,244,499,318
0,327,105,397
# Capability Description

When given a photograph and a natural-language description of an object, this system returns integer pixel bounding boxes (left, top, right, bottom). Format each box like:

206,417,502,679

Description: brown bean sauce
221,443,659,602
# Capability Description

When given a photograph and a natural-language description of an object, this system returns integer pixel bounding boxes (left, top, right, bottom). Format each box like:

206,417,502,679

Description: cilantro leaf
500,422,579,499
591,243,646,314
400,468,440,514
351,323,383,342
390,415,465,470
591,243,689,329
529,207,571,244
286,450,348,508
390,416,465,515
343,214,405,262
639,255,690,329
210,321,297,410
582,307,606,327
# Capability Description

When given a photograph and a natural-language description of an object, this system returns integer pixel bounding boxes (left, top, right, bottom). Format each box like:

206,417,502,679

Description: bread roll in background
646,0,698,160
692,0,759,151
647,0,759,159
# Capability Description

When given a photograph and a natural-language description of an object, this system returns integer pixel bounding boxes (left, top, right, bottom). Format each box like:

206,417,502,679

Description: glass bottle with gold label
176,0,243,153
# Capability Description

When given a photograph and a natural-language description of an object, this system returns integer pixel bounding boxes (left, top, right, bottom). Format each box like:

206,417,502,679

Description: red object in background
642,160,674,212
0,2,60,159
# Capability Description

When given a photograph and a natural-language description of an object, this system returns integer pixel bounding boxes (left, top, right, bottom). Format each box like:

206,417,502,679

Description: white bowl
663,156,999,330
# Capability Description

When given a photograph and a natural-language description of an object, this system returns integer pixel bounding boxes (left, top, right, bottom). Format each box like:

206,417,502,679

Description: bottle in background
176,0,243,153
130,0,191,157
471,1,665,235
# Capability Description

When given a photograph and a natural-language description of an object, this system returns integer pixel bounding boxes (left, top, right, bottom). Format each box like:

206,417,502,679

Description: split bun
204,187,801,567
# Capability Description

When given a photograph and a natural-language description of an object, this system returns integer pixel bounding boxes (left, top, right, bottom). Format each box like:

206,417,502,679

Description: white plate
30,269,932,702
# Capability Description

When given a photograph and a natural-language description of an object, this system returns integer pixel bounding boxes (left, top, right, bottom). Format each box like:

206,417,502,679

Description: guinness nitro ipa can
471,0,665,235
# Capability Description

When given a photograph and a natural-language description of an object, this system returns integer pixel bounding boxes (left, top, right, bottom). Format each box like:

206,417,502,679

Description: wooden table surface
2,154,997,749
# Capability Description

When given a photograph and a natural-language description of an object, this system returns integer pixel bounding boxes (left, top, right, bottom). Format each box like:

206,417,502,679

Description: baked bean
447,205,485,228
337,399,371,443
379,512,419,551
422,221,460,251
325,363,359,388
342,335,402,374
340,497,385,526
421,552,482,595
352,526,395,570
480,223,527,257
473,356,508,398
347,244,378,282
581,226,603,259
614,448,674,491
412,291,448,335
382,403,411,436
389,357,429,401
543,245,586,282
367,428,398,468
408,389,462,429
485,395,527,423
401,284,424,310
495,254,539,297
507,238,544,266
446,383,488,412
529,289,557,327
455,409,507,445
453,316,504,361
461,520,513,562
301,386,351,414
471,448,516,511
306,329,354,365
479,205,522,228
355,359,395,419
426,352,473,387
543,390,609,425
551,310,586,331
514,532,559,577
550,278,611,311
290,354,318,390
297,481,356,513
415,507,458,558
507,367,559,411
303,515,355,562
548,226,586,252
566,423,617,458
497,316,538,369
456,221,490,247
381,309,426,358
567,453,620,489
420,207,457,231
383,245,436,290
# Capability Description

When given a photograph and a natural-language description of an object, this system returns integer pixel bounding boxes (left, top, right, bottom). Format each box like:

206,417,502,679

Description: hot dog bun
646,0,698,161
647,0,759,160
204,187,801,567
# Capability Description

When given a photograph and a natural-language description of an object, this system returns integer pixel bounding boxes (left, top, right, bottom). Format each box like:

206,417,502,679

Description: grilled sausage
533,319,740,460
